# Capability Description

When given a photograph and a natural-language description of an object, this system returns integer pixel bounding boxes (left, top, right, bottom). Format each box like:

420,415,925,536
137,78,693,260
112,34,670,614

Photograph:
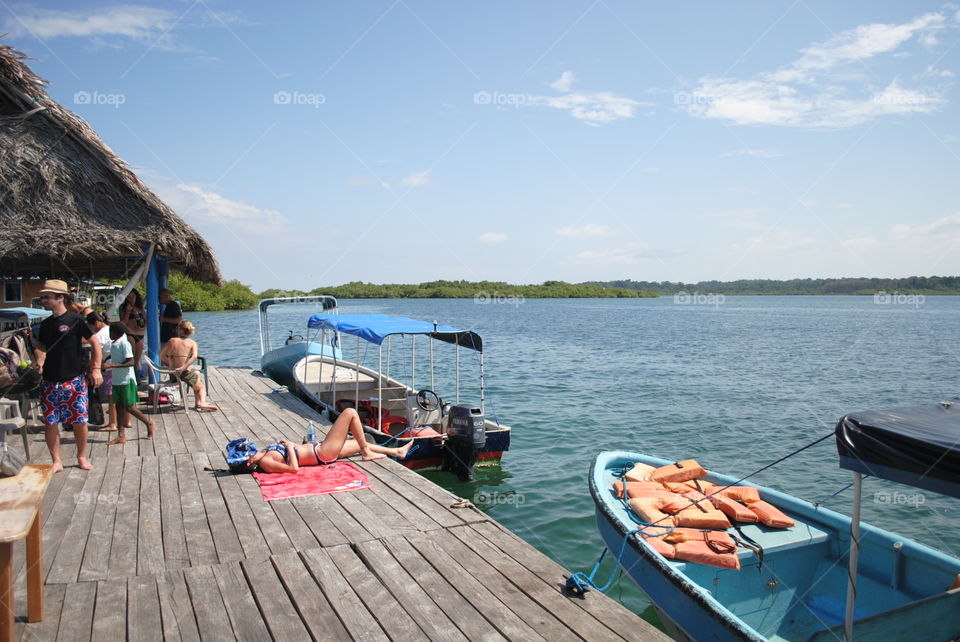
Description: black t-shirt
38,310,93,383
160,300,182,342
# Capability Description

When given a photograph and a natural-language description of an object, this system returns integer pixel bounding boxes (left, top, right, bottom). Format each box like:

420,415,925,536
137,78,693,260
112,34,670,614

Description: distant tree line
167,272,259,311
585,276,960,295
259,280,657,300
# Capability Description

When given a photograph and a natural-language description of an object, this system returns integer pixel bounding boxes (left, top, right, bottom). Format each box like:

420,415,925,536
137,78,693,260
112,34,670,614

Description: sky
4,1,960,291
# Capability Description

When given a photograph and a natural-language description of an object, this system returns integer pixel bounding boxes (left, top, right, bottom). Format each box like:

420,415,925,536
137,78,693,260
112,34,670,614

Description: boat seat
806,587,960,642
735,519,832,559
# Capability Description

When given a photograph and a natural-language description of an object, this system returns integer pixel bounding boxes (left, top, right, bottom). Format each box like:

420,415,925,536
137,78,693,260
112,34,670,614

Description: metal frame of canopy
257,295,339,358
837,402,960,641
304,314,484,433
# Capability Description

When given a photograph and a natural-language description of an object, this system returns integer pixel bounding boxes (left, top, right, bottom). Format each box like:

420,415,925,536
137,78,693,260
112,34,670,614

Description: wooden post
26,514,43,622
0,541,12,642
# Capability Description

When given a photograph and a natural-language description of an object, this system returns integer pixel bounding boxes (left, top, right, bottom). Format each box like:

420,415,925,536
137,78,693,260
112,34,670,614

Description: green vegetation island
163,274,960,312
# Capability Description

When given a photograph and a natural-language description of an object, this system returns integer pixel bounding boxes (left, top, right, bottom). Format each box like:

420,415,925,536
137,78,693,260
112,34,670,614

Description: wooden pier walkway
4,365,666,641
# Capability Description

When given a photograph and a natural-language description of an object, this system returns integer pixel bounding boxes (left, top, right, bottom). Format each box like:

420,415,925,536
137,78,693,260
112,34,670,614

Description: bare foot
196,404,220,412
51,461,63,473
147,422,155,439
362,450,387,461
396,441,413,460
93,425,117,432
106,437,126,446
78,457,93,471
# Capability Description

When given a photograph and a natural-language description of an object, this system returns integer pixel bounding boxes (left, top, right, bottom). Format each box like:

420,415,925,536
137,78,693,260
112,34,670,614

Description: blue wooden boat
257,295,341,387
590,402,960,641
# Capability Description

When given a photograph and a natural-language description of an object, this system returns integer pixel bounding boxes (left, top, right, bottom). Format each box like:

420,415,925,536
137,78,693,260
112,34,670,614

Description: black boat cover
835,402,960,500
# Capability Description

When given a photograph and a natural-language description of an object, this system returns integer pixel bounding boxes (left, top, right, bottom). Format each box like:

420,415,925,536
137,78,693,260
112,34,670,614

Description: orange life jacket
747,500,795,528
612,480,667,498
624,462,656,482
649,459,708,484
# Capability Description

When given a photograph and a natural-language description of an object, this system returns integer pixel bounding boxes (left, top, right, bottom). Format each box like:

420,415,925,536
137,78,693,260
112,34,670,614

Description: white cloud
4,6,178,44
842,236,879,251
528,71,650,126
891,212,960,240
683,12,946,128
550,71,575,92
575,247,640,264
722,148,783,158
400,170,432,188
156,183,286,230
731,229,815,253
479,232,507,243
555,224,614,238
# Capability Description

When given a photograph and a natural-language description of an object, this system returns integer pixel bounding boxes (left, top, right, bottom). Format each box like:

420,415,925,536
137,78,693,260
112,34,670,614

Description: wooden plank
471,520,657,640
182,565,230,641
382,537,505,641
45,463,106,584
288,494,352,548
157,454,189,570
128,575,163,642
157,569,200,642
213,561,272,641
91,579,127,640
291,493,372,546
78,448,125,582
192,453,244,564
270,552,351,641
240,558,311,642
137,456,165,576
175,453,218,566
409,536,548,641
300,547,389,642
328,484,402,540
353,541,466,642
16,582,65,642
449,525,627,642
55,581,95,642
324,544,428,641
215,472,270,561
268,501,322,551
234,476,293,556
107,457,142,580
32,468,91,582
358,462,449,532
363,460,475,529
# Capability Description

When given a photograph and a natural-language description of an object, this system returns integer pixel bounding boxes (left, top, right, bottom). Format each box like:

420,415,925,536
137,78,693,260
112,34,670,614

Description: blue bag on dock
225,438,258,473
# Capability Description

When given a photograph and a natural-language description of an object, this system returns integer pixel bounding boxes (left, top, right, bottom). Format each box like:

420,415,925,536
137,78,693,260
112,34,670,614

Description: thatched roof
0,43,222,284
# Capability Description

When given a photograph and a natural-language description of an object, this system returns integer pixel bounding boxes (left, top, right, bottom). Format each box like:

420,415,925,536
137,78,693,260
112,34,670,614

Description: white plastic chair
142,358,188,413
0,398,30,461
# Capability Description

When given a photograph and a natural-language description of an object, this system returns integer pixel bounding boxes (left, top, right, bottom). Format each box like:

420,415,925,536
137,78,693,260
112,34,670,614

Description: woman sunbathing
229,407,412,474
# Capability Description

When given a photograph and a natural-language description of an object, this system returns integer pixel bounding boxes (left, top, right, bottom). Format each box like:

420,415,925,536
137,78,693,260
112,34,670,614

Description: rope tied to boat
564,528,640,596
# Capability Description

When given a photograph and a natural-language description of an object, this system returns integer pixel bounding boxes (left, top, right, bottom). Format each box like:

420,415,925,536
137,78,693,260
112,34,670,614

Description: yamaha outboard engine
442,404,485,481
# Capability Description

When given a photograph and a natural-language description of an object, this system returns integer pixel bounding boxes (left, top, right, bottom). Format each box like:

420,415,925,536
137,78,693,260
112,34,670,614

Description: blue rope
813,476,868,508
565,528,639,595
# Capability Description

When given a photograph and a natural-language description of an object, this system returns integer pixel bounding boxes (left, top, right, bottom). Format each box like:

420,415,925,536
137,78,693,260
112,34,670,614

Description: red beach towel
253,462,371,501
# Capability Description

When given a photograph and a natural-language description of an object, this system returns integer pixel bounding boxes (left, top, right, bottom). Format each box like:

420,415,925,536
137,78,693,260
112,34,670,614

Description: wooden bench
0,465,53,642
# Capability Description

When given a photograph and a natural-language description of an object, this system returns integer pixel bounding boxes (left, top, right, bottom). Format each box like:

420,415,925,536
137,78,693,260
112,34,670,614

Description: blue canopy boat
0,307,51,333
257,296,340,387
590,402,960,641
292,313,510,480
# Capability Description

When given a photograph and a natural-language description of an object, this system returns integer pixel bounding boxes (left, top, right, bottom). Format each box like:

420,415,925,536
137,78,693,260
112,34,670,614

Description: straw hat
38,279,70,295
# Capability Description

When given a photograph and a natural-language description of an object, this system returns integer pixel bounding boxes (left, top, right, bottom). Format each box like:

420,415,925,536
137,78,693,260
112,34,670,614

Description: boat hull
591,451,960,642
260,342,339,387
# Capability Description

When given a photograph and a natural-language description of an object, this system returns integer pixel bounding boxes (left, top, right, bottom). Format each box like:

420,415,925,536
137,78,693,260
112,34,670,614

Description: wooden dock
4,366,667,641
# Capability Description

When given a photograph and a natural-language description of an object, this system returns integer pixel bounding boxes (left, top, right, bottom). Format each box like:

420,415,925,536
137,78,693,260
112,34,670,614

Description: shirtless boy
159,320,219,411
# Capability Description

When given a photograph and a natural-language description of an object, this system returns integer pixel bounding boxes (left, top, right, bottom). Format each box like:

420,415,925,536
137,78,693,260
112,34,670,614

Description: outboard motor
442,404,485,481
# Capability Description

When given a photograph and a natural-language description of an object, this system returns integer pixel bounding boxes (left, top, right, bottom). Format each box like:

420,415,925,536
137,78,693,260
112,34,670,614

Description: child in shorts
102,323,154,443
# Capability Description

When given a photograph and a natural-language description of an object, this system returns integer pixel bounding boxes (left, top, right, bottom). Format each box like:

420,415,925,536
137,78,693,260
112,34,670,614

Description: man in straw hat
32,279,103,472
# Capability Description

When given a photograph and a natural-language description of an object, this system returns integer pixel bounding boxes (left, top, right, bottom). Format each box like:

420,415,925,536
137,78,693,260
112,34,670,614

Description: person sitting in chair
227,407,412,474
159,320,219,411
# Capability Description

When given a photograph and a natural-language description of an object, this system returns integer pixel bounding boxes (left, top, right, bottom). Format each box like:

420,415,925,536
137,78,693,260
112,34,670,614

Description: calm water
188,296,960,616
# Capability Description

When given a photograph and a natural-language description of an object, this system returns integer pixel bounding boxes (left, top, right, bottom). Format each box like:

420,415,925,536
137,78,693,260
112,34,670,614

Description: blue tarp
306,314,483,351
836,402,960,500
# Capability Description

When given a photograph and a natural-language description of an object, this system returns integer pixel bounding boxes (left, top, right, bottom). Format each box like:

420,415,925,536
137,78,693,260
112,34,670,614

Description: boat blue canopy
0,307,52,321
306,314,483,351
835,402,960,500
